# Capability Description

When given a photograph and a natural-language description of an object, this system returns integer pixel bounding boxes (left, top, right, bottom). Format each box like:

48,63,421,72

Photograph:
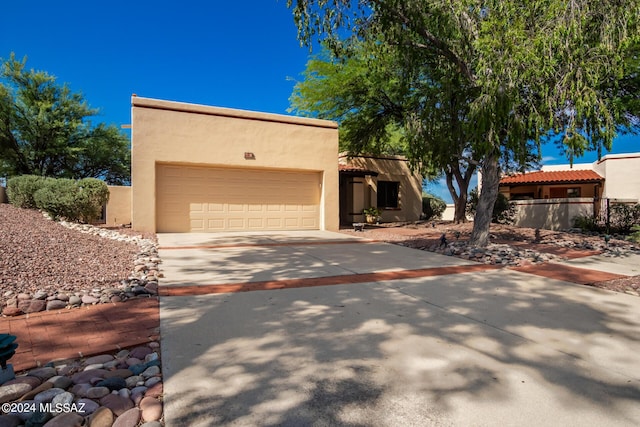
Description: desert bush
33,178,80,220
609,203,640,233
8,175,108,223
6,175,49,208
629,225,640,243
572,214,601,232
76,178,109,223
422,193,446,220
466,187,516,224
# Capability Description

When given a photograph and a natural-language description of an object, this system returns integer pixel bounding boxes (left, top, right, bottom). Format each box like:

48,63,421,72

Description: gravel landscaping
0,204,160,316
0,203,637,426
341,220,640,295
0,204,164,426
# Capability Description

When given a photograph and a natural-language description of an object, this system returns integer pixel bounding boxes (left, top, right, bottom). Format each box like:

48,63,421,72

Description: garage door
156,164,321,232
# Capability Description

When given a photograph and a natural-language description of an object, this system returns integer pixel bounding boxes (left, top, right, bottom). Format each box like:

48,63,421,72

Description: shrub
8,175,109,223
466,187,515,224
609,203,640,233
6,175,49,208
572,214,600,232
629,225,640,243
76,178,109,223
33,178,80,221
422,194,446,220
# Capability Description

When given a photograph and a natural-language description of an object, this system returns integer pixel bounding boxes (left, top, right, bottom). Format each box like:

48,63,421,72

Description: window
567,187,581,198
377,181,399,208
550,187,581,198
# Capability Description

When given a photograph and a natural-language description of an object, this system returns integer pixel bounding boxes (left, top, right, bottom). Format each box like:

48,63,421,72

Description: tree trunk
445,160,476,224
469,151,500,246
454,192,468,223
444,169,461,220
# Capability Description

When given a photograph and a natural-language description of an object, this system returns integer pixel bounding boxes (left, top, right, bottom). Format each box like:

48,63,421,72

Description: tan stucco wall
131,96,339,233
511,198,594,230
343,155,423,222
106,185,132,226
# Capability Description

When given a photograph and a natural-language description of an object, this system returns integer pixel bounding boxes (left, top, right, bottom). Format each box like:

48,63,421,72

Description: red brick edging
160,264,500,296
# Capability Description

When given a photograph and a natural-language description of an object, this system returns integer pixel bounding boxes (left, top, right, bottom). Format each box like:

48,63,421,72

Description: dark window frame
377,181,400,209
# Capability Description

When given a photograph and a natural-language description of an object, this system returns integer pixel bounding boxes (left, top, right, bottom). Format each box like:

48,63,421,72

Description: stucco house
338,154,423,225
498,153,640,230
101,96,424,233
127,96,340,233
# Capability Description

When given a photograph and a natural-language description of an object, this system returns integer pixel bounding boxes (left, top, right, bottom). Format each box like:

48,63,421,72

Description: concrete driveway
158,231,640,426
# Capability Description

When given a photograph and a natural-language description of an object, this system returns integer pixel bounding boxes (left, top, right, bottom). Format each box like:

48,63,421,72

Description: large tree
289,42,479,222
0,54,130,184
289,0,640,246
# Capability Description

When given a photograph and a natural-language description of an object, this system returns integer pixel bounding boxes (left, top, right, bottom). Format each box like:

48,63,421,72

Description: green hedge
422,193,447,220
466,187,516,224
6,175,49,209
76,178,110,223
33,178,79,220
7,175,109,223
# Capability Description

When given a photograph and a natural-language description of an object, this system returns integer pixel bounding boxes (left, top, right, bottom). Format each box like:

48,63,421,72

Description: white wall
442,204,455,221
593,154,640,201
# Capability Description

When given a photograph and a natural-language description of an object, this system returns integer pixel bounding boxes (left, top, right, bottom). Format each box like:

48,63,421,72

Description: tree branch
392,7,476,84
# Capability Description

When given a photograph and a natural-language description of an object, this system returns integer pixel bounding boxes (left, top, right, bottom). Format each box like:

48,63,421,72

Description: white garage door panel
157,165,321,232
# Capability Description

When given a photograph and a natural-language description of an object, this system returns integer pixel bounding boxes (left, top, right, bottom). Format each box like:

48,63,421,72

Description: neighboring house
499,169,604,201
498,152,640,230
338,154,423,225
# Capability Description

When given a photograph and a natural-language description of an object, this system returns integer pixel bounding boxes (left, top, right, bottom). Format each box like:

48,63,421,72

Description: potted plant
363,207,382,224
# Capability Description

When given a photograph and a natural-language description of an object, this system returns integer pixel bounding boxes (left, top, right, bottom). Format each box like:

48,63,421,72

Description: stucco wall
511,198,594,230
106,185,132,226
345,156,423,222
131,96,339,233
593,154,640,201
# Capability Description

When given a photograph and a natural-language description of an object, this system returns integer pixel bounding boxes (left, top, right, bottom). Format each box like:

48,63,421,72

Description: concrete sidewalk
158,231,640,426
557,252,640,276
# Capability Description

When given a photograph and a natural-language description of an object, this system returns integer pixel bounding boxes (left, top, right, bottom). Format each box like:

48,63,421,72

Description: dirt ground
340,221,640,296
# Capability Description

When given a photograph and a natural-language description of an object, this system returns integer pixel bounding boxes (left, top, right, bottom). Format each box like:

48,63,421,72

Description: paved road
158,232,640,426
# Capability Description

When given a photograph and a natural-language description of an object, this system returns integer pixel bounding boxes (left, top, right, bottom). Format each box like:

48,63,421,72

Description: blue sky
2,1,637,202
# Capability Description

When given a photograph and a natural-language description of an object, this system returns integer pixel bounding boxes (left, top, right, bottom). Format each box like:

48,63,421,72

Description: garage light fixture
244,152,256,160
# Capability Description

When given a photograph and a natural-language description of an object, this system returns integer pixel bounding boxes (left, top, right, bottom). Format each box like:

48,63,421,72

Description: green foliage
629,225,640,243
609,203,640,233
0,54,130,184
6,175,48,208
33,178,80,221
572,214,600,232
290,44,415,159
288,0,640,246
422,193,446,220
76,178,109,223
289,41,477,221
9,174,108,223
466,187,515,225
363,207,382,217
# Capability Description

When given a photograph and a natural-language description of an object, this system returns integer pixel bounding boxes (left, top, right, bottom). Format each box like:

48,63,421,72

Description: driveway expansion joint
159,263,500,296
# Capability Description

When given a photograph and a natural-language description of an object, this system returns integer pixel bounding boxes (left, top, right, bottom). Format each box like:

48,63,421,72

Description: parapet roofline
131,96,338,130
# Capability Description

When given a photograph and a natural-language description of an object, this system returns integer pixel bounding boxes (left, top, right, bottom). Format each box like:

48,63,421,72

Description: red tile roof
500,169,603,185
